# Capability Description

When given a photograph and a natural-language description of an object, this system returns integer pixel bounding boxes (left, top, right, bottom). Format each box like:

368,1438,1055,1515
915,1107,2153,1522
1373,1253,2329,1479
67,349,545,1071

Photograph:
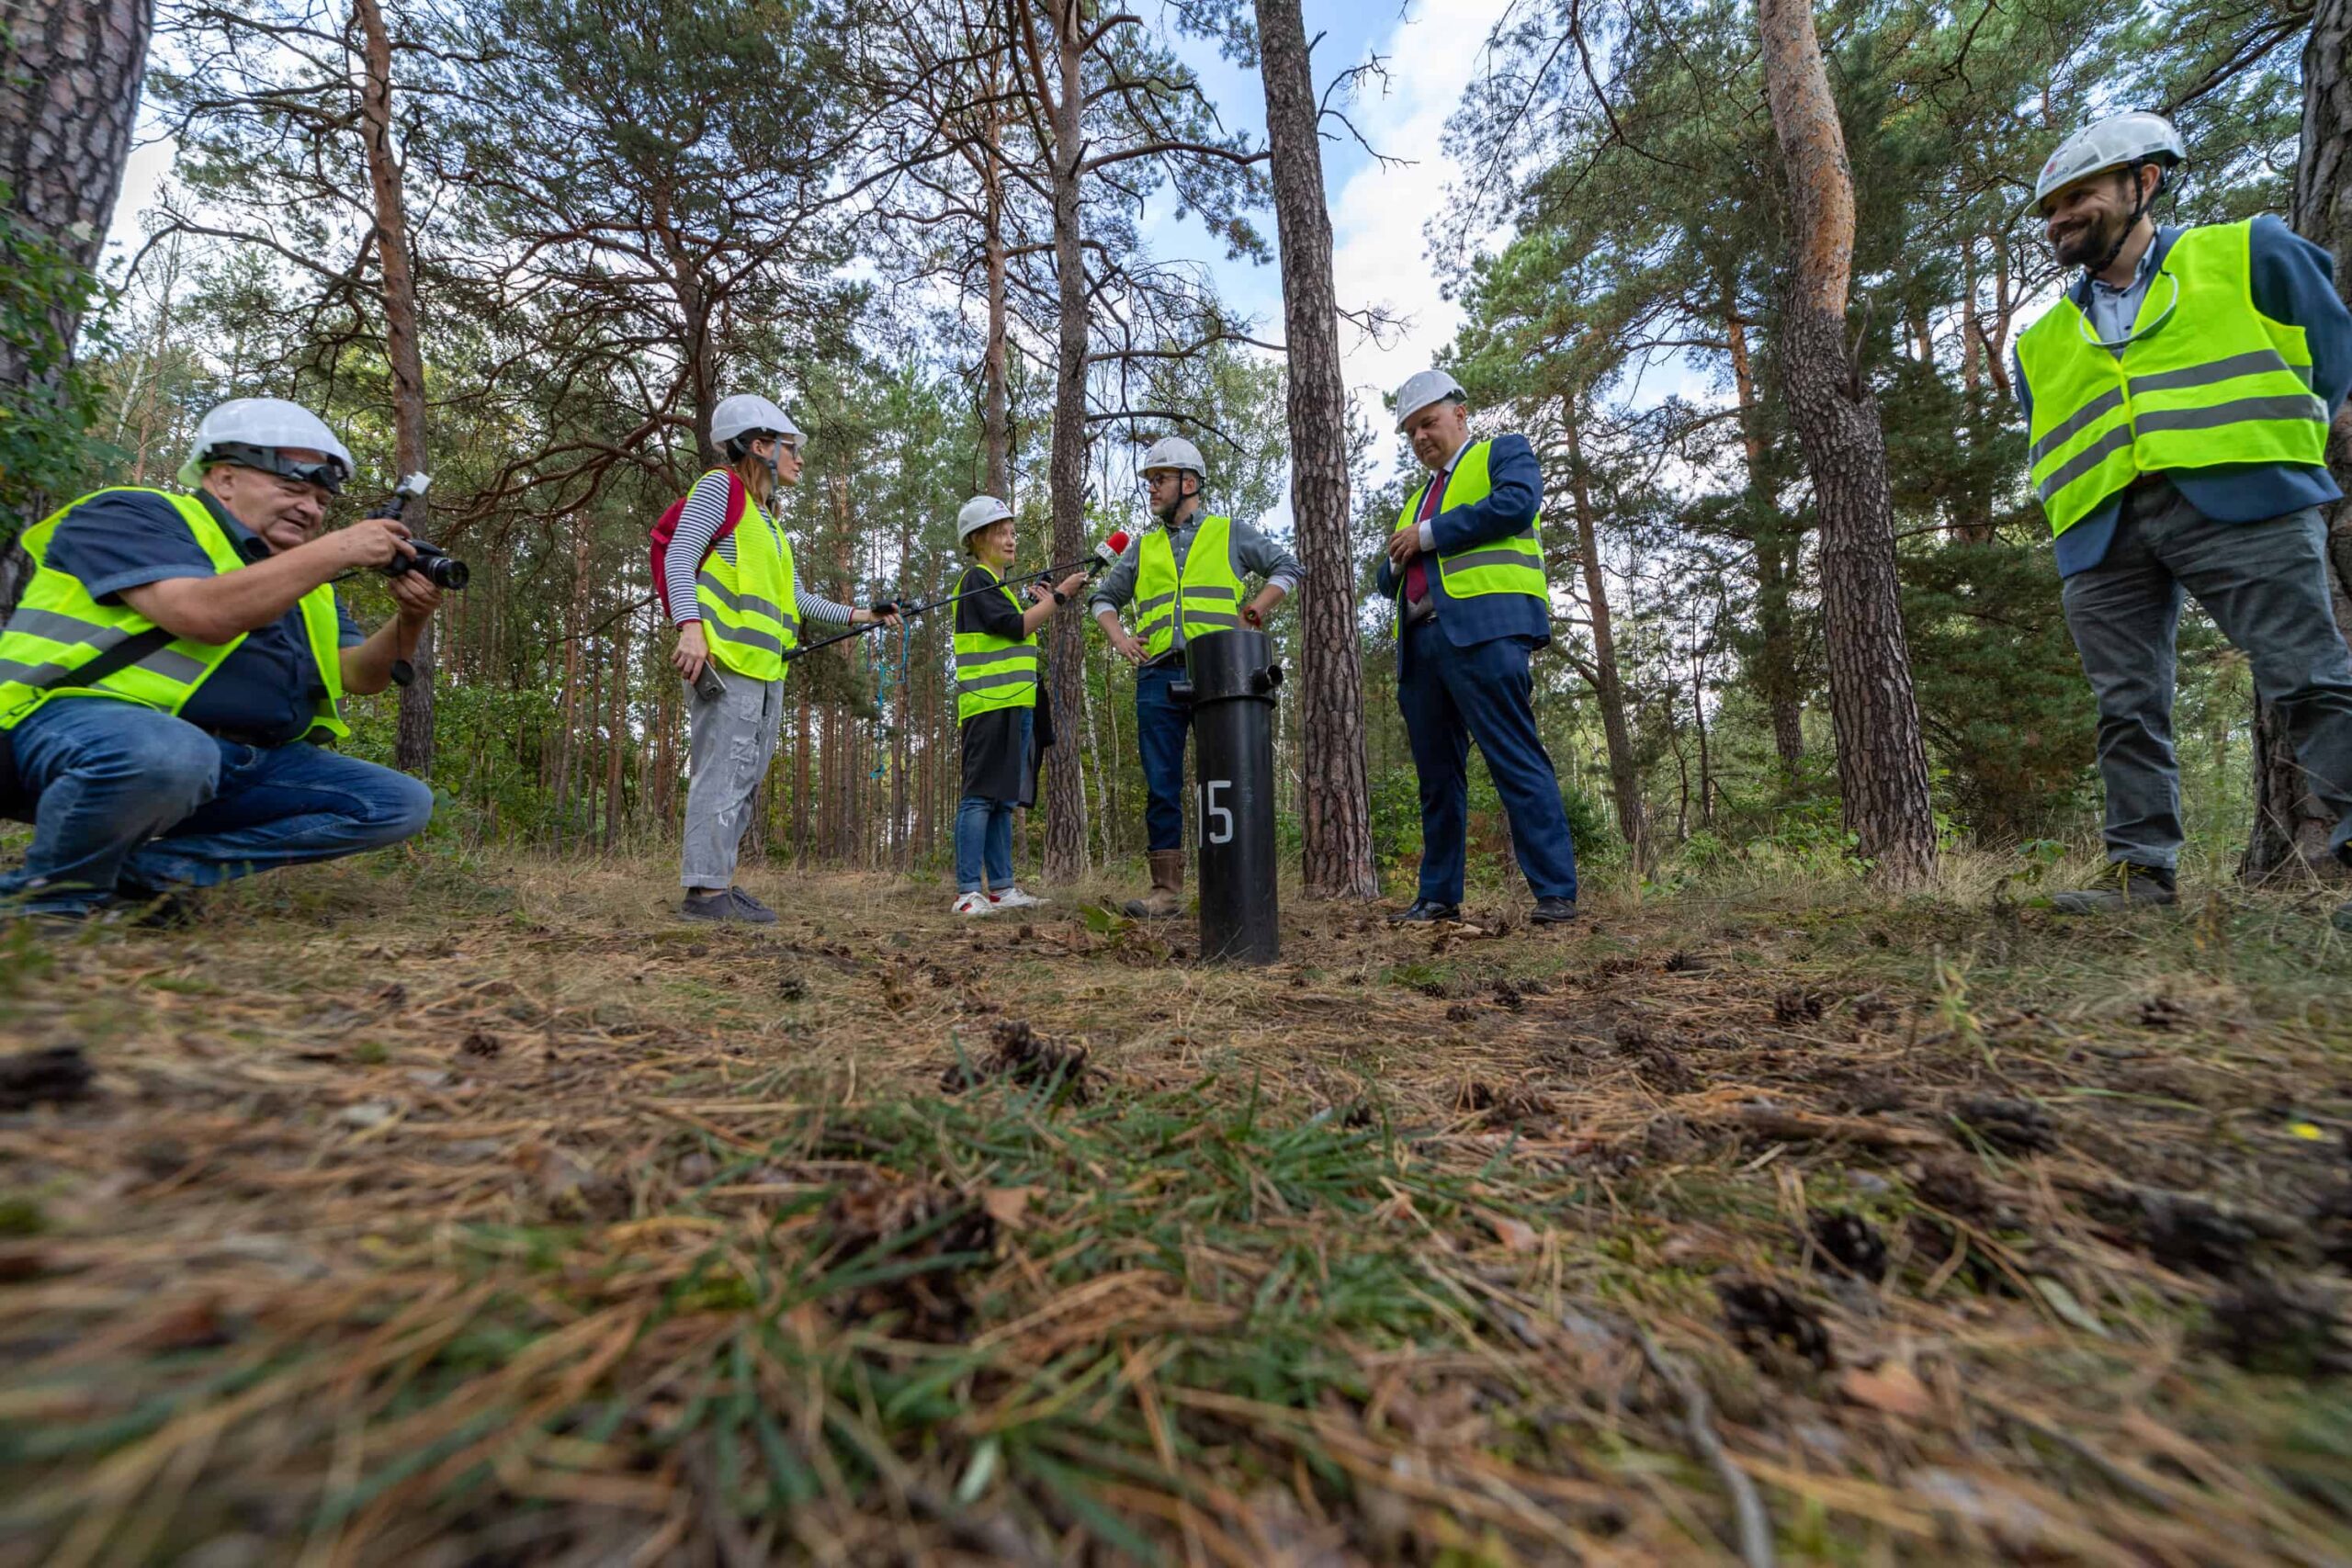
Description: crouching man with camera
0,398,441,925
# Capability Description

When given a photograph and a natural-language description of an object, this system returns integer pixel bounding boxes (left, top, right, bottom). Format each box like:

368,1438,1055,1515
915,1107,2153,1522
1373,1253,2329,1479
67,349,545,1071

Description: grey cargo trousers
679,670,786,890
2061,479,2352,870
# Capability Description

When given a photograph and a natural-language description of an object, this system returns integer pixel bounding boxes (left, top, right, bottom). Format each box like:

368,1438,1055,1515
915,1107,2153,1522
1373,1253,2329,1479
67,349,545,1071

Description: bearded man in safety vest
1091,435,1303,918
2016,114,2352,923
1377,370,1579,927
0,399,439,925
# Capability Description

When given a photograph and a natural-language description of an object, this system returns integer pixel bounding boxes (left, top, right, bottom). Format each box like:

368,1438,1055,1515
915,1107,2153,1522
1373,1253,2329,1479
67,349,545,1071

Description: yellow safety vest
1391,440,1547,625
952,566,1038,722
0,487,347,739
691,470,800,679
2018,220,2330,536
1132,513,1244,659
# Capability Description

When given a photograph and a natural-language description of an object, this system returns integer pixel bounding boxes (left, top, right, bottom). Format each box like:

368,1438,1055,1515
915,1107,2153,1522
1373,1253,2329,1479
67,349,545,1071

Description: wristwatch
1051,588,1069,604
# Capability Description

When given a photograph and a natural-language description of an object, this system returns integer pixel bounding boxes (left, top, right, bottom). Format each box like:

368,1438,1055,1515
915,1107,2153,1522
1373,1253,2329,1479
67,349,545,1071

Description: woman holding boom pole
661,393,897,924
949,495,1088,916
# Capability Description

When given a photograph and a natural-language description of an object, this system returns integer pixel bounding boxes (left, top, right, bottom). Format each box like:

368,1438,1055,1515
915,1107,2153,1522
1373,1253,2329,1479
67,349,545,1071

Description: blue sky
1144,1,1525,471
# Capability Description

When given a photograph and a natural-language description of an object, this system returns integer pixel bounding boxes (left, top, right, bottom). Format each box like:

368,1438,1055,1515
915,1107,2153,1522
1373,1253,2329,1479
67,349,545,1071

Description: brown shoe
1125,850,1184,919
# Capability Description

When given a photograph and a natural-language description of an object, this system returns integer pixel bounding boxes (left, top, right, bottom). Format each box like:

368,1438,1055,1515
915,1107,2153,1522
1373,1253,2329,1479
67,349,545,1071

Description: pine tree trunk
795,693,811,863
0,0,153,602
553,534,588,851
1041,1,1090,883
1725,294,1805,782
2245,0,2352,882
354,0,437,774
982,100,1012,497
0,0,150,377
1691,646,1714,825
605,628,627,852
1563,397,1646,865
1255,0,1378,900
1757,0,1936,883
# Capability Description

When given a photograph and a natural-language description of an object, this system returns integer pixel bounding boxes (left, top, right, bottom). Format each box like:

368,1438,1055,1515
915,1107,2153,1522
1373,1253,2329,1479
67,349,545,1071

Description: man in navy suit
1375,370,1580,925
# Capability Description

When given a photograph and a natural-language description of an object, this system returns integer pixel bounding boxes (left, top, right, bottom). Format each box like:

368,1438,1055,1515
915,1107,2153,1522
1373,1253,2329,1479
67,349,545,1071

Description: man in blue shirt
0,398,440,924
1376,370,1579,926
2014,115,2352,926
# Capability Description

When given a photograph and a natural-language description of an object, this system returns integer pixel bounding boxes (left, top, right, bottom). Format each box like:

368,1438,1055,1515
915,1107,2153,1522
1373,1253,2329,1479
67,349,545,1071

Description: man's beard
1153,492,1186,526
2052,207,2127,269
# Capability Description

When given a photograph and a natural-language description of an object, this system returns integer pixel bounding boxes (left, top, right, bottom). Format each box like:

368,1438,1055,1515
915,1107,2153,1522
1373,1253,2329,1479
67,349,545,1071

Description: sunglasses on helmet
206,441,348,494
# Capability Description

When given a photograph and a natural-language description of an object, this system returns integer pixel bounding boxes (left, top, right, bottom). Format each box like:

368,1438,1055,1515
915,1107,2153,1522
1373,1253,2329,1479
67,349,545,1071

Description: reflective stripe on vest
952,567,1038,721
1133,514,1245,659
1392,440,1546,623
2018,221,2330,537
689,469,800,679
0,487,348,738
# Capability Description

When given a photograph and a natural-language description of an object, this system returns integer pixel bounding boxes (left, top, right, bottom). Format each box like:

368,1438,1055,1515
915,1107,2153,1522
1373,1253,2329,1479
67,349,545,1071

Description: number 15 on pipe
1197,780,1234,845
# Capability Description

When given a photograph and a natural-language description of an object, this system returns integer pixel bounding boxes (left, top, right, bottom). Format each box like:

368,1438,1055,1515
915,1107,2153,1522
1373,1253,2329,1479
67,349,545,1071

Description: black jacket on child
956,564,1054,806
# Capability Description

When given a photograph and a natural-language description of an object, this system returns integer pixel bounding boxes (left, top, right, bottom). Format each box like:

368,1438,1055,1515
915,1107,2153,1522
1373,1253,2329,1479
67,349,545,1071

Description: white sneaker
953,892,995,917
990,886,1046,909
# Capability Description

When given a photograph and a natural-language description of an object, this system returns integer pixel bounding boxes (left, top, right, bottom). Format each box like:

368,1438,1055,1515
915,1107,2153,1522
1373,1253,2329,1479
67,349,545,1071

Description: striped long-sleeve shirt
665,470,855,629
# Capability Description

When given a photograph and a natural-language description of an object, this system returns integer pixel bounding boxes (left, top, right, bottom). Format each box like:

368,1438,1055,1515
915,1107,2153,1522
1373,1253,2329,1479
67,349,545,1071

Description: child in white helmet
948,495,1086,915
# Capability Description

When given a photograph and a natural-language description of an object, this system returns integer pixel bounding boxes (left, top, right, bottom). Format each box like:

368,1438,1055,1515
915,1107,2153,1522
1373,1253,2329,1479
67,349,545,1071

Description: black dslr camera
370,473,469,590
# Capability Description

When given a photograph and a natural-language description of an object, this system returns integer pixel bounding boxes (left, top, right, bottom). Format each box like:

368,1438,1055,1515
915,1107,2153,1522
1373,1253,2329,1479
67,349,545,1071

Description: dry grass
2,845,2350,1565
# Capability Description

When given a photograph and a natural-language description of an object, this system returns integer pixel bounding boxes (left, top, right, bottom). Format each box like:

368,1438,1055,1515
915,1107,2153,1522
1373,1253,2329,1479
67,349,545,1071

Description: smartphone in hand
692,662,728,703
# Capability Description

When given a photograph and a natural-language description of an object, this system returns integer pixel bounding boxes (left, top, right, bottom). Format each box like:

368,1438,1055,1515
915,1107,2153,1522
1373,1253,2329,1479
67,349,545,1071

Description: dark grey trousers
2061,480,2352,870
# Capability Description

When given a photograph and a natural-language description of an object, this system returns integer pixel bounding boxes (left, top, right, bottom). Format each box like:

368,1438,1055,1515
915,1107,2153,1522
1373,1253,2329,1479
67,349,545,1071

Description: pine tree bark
2245,0,2352,882
981,97,1013,497
0,0,152,605
795,693,811,863
1256,0,1378,899
353,0,437,774
1562,398,1645,865
1039,0,1091,883
1725,292,1805,783
1756,0,1935,882
0,0,150,382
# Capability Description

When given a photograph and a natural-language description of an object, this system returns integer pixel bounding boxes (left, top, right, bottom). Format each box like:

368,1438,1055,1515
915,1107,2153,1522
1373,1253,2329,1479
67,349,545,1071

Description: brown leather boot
1125,850,1184,919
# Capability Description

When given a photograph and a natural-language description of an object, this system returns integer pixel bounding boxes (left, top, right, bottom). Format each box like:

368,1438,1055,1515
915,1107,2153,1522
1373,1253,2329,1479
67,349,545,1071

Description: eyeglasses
206,442,346,494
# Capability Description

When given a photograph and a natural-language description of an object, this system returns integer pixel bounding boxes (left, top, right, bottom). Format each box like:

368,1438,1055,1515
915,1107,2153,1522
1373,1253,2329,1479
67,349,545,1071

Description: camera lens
430,558,470,590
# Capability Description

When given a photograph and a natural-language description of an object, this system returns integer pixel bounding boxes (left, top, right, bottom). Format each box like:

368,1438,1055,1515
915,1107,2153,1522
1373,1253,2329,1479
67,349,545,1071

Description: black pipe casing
1182,627,1282,964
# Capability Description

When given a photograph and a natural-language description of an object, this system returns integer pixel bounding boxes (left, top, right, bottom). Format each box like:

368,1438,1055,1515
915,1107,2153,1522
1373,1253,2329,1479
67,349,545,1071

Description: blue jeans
1135,661,1193,852
1398,621,1579,906
955,796,1015,893
0,697,435,916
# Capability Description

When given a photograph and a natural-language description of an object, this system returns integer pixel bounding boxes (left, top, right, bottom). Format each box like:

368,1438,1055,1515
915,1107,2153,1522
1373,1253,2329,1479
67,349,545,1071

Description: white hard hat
1393,368,1465,432
956,494,1014,542
710,392,803,452
2035,112,2185,206
1138,434,1205,479
177,398,355,491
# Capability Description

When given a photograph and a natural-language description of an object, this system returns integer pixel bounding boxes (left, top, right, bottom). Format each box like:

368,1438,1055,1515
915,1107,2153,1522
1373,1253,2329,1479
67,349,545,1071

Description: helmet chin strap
2092,164,2154,276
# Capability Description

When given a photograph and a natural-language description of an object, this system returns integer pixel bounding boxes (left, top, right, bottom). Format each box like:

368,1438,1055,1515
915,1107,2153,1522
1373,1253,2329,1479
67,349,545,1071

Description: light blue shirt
2085,238,2160,349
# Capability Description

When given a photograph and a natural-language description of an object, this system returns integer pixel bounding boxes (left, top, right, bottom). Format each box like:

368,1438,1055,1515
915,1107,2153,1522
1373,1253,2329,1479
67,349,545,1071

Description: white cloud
1327,0,1519,447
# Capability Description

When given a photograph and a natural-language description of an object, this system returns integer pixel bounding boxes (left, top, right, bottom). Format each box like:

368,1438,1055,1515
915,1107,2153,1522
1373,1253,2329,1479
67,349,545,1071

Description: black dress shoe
1388,898,1461,924
1531,896,1579,925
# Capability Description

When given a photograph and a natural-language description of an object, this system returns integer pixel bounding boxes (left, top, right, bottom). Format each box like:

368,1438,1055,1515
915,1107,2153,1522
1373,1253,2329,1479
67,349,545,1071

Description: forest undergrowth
3,846,2350,1564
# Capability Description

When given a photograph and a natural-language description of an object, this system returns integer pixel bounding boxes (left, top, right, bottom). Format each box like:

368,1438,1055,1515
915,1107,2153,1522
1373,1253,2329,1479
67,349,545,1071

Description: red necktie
1404,474,1440,604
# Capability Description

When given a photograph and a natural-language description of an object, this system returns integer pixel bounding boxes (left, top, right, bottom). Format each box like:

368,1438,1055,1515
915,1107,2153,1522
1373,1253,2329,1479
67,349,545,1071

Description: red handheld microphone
1091,529,1132,573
